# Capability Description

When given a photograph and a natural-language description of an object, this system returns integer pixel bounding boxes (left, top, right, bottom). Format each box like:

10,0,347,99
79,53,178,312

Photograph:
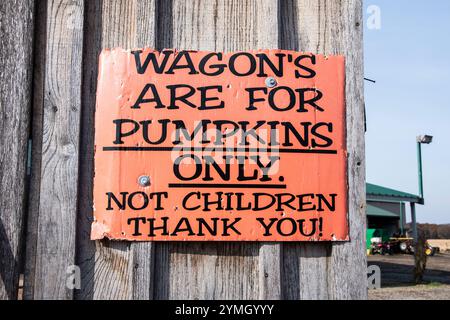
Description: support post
410,202,417,242
417,141,424,201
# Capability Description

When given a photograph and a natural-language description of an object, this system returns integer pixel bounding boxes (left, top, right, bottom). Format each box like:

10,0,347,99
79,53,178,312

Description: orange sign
91,49,347,241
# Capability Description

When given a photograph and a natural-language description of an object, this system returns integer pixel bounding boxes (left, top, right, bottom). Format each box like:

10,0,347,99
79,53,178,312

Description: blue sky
364,0,450,224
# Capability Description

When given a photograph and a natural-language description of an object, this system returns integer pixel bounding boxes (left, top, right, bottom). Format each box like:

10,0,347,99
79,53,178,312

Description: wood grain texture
280,0,366,299
29,0,84,299
152,0,281,300
321,0,367,300
279,0,330,300
23,0,47,300
75,0,157,300
0,0,34,300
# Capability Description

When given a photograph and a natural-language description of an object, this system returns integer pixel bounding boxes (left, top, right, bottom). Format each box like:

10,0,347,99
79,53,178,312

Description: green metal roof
366,203,400,218
366,183,420,202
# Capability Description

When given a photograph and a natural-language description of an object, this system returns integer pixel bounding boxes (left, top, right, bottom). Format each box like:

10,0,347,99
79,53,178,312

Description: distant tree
406,223,450,239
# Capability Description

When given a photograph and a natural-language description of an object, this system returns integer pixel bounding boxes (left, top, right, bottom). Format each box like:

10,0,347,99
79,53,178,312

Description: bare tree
413,231,427,284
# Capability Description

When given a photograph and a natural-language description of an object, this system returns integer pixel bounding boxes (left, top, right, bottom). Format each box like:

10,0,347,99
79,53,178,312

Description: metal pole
399,202,404,235
417,141,424,200
410,202,417,243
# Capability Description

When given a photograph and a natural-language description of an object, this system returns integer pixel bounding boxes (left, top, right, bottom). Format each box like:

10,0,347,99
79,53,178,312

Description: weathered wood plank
76,0,157,300
259,243,282,299
0,0,35,300
279,0,331,300
27,0,84,299
322,1,367,300
23,0,47,300
280,0,366,299
282,243,331,299
153,0,281,300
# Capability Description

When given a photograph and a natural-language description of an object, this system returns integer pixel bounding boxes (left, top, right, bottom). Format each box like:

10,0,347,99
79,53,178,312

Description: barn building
366,183,422,244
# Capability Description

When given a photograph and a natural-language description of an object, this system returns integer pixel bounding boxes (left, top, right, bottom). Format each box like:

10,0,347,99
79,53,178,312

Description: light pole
416,135,433,203
410,135,433,242
413,135,433,283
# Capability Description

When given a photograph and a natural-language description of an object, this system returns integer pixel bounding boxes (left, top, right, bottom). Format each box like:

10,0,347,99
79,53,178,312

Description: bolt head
265,77,277,88
138,175,150,187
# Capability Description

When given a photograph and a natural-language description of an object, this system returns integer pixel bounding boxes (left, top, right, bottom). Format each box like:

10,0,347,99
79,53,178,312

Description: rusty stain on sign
91,48,348,241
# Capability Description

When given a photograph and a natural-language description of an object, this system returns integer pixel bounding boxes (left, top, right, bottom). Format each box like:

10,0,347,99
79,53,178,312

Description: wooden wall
0,0,366,300
0,0,35,300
